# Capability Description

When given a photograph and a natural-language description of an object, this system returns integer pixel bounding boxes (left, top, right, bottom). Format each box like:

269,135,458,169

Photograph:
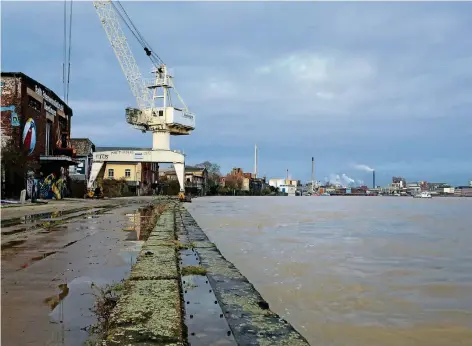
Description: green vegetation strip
100,202,184,345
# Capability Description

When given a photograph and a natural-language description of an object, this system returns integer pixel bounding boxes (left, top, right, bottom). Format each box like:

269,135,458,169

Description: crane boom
93,1,151,110
88,0,194,197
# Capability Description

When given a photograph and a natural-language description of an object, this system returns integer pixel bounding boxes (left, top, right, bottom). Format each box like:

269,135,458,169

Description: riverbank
99,200,310,345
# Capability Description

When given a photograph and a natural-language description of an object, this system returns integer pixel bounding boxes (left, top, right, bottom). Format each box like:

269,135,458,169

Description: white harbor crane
87,0,195,197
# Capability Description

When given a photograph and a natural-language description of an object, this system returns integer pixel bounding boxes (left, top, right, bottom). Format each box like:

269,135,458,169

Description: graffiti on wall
22,118,36,155
1,105,20,127
38,173,67,200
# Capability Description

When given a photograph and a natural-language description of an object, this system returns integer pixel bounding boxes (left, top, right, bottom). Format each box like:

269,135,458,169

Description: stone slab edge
105,201,184,346
177,206,311,346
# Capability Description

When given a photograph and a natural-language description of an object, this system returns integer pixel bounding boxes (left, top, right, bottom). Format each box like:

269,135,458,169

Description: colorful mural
1,105,20,127
22,118,37,155
38,173,67,200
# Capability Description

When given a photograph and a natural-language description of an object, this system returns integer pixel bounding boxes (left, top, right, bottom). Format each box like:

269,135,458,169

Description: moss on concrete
148,231,175,241
221,292,274,317
197,248,245,279
130,247,178,281
181,265,207,276
106,280,182,344
174,241,195,250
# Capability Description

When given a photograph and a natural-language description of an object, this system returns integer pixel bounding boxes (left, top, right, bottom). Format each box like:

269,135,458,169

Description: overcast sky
2,1,471,186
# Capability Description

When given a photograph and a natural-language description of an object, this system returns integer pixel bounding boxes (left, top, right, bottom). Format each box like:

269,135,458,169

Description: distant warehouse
454,186,472,197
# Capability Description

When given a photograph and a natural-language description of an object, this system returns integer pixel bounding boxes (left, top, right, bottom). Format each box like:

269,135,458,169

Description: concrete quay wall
104,201,310,345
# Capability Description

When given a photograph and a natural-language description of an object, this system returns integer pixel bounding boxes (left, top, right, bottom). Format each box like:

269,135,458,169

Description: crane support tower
88,0,195,196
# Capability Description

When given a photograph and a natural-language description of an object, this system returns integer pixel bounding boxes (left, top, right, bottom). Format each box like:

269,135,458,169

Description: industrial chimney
373,170,376,189
254,144,258,178
311,157,315,193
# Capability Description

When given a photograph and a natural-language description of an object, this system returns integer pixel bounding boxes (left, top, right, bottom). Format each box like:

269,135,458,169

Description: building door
45,121,52,155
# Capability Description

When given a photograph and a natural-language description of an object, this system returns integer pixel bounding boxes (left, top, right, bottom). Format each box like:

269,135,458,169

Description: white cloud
316,91,335,100
68,100,127,113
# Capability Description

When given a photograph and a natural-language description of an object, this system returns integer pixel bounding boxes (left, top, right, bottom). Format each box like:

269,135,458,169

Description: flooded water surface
186,196,472,346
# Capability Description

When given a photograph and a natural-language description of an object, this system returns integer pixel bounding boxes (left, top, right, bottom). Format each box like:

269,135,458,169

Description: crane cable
62,0,73,103
111,1,164,67
66,0,73,103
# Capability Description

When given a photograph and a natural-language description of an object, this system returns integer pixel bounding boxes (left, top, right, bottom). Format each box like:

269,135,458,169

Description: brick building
1,72,76,198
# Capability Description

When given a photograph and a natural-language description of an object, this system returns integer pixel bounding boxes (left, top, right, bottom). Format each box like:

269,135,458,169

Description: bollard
20,189,26,204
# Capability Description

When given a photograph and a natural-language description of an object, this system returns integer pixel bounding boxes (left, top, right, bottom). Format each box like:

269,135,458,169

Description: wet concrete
1,199,156,346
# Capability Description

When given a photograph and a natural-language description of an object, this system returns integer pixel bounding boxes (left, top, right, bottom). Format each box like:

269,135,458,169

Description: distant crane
87,1,195,197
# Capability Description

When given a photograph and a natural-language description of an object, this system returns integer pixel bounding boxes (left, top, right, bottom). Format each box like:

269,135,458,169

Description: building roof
1,72,73,115
71,138,95,156
160,166,206,174
95,146,152,152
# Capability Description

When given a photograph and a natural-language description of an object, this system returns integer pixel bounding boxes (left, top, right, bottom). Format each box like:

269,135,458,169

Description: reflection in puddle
122,207,153,241
44,283,70,310
48,267,139,345
1,208,86,228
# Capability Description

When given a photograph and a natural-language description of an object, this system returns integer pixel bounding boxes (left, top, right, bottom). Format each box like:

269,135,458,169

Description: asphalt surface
1,197,155,346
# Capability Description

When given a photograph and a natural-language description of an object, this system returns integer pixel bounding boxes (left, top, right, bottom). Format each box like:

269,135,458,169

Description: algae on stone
192,241,215,248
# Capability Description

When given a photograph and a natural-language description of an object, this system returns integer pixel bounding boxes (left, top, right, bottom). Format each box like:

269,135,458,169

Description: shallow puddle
1,208,87,228
182,275,236,346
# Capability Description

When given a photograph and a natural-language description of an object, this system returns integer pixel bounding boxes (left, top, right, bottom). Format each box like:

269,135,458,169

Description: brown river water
186,196,472,346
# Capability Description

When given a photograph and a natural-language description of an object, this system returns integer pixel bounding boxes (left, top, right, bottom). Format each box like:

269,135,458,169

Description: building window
125,169,131,178
108,169,114,178
28,96,41,112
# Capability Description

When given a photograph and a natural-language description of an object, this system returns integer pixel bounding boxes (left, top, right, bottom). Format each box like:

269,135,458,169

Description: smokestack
373,170,376,188
311,157,315,192
254,144,258,178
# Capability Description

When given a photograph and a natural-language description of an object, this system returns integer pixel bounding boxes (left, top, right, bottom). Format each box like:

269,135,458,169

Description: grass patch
181,266,207,276
87,281,126,340
139,203,168,241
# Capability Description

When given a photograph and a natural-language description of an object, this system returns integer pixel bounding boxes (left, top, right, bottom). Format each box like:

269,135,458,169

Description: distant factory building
268,178,298,196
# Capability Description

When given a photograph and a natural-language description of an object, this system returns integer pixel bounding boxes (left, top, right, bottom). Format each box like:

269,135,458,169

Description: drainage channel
180,248,237,346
